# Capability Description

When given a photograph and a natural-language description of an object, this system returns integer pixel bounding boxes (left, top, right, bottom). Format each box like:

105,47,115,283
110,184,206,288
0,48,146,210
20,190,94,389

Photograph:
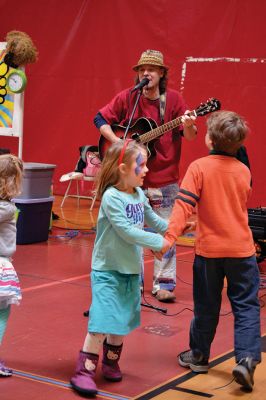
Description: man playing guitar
94,49,197,302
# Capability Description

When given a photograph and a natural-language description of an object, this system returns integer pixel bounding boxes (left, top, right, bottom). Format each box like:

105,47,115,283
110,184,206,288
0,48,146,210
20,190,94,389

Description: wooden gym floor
1,195,266,400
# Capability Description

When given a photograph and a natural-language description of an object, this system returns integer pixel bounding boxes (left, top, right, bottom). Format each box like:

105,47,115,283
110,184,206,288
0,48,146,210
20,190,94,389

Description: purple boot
102,340,123,382
0,360,13,377
70,350,99,395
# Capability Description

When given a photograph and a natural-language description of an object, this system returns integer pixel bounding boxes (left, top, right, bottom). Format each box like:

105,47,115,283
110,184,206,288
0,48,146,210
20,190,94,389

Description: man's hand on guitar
99,124,122,144
181,110,196,128
181,110,197,140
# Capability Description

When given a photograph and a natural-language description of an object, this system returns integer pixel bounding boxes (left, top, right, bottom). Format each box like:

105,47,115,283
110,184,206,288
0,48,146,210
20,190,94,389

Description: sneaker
178,349,209,373
232,357,257,391
0,360,13,377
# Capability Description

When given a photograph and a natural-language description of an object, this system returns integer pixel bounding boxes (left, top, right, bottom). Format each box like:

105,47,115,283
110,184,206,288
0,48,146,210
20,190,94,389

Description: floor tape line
13,369,130,400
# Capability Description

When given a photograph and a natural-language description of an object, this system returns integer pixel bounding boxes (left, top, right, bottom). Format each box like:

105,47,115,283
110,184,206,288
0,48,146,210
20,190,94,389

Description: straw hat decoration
4,30,38,68
0,30,38,104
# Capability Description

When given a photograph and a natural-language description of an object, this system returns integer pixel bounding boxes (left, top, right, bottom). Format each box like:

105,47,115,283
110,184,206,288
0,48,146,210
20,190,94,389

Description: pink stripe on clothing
0,281,20,287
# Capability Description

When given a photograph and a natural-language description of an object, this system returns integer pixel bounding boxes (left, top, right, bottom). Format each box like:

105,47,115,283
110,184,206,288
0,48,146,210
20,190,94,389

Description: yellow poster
0,48,15,128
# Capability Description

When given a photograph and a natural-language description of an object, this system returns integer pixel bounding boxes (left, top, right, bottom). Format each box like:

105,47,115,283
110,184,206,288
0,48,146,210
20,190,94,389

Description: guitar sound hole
131,133,140,141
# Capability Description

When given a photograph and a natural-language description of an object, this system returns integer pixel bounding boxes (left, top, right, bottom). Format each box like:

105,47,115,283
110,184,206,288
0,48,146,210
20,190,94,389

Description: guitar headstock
195,98,221,117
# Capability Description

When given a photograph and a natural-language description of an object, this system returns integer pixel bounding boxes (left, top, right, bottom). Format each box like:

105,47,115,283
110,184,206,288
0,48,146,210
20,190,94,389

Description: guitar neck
139,110,197,144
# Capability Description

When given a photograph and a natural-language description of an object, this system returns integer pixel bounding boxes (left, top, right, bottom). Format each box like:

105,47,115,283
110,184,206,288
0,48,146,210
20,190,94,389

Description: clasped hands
153,221,196,260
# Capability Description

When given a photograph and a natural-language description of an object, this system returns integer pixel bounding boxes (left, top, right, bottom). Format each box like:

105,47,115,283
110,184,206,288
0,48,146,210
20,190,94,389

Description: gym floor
1,196,266,400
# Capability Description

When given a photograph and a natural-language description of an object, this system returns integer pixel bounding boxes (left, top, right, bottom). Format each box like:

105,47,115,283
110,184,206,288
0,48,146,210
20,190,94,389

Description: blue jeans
144,183,179,293
190,255,261,363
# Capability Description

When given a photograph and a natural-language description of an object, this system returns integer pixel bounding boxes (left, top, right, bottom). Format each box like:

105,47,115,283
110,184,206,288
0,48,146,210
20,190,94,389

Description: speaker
248,207,266,263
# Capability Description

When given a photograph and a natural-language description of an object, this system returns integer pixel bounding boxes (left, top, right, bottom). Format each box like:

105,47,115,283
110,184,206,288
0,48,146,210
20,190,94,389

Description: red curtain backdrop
0,0,265,206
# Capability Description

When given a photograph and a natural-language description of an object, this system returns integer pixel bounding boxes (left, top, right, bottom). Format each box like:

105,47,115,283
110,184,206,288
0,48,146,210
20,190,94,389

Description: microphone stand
123,89,168,314
123,88,143,140
141,301,167,314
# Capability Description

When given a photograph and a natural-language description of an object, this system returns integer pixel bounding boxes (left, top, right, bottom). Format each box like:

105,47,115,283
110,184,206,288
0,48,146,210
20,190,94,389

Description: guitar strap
159,92,166,124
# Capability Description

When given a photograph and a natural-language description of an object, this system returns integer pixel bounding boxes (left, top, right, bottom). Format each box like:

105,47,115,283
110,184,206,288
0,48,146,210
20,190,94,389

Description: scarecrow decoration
0,30,38,104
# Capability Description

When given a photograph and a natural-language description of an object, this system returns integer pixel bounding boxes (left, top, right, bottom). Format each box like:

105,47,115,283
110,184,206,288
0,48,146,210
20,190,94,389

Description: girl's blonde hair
96,140,146,199
0,154,23,200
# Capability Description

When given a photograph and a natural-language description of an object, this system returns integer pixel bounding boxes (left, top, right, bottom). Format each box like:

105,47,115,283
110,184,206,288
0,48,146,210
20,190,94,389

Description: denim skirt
88,270,141,335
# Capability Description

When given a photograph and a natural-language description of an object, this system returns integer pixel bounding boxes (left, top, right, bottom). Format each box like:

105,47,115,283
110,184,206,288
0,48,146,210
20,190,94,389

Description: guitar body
98,117,158,160
98,98,221,160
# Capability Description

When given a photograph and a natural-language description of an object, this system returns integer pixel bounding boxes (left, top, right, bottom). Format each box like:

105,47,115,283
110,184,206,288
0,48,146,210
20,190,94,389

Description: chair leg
89,194,97,211
60,180,73,207
76,180,80,207
61,176,96,209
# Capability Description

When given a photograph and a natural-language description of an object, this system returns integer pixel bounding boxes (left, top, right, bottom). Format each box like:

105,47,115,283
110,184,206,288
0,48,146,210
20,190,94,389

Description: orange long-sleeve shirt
165,155,255,258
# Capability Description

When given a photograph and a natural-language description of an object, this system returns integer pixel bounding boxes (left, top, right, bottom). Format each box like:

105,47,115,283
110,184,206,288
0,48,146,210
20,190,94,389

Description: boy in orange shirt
162,111,261,391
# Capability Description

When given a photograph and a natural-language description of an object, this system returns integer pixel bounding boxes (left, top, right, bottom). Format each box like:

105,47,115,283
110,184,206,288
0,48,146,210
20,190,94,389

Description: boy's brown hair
207,111,248,154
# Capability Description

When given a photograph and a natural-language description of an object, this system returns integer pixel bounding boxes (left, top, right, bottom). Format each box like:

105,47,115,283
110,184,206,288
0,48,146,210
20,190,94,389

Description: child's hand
153,239,172,260
183,221,196,234
161,238,171,254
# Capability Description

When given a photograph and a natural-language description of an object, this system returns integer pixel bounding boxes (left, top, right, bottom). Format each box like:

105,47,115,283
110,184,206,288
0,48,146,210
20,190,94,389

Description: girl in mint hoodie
70,140,171,396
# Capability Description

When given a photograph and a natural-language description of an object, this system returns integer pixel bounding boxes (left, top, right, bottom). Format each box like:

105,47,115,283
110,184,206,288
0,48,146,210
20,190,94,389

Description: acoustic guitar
98,98,221,160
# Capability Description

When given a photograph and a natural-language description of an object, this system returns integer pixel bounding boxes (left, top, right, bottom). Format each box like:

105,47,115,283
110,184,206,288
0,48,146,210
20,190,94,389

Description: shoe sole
178,357,208,373
103,374,122,382
70,380,98,396
233,367,253,391
0,372,12,377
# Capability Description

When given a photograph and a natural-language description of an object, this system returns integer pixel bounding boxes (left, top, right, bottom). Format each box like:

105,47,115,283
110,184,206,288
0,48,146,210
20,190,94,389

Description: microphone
131,77,149,93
